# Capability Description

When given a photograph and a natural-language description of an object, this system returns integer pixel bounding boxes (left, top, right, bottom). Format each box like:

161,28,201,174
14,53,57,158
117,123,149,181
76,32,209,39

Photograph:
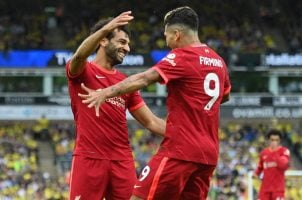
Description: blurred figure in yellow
32,115,49,140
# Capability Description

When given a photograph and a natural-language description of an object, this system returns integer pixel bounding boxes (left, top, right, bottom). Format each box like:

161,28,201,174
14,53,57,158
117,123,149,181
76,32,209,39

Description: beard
104,43,124,66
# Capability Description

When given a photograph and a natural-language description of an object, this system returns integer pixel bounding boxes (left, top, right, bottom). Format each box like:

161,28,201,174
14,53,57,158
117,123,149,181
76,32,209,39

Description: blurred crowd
0,122,68,200
1,0,302,54
0,119,302,199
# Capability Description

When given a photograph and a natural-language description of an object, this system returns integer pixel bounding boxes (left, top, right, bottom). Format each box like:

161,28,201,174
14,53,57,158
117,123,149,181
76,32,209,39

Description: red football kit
255,146,290,200
66,61,145,200
133,44,231,199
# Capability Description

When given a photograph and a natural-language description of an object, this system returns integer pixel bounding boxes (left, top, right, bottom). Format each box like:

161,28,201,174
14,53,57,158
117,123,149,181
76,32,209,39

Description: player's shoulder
166,48,184,59
167,45,209,57
159,49,184,67
115,69,127,77
83,61,96,70
113,70,127,81
280,146,290,155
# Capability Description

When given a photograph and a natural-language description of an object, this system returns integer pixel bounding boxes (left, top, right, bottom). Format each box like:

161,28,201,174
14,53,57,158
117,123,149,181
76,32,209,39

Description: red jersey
255,146,290,193
153,44,231,165
66,61,145,160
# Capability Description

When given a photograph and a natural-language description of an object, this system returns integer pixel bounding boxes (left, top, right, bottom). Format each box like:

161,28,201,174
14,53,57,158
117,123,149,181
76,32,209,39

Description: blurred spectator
0,122,68,199
32,115,49,140
2,0,302,53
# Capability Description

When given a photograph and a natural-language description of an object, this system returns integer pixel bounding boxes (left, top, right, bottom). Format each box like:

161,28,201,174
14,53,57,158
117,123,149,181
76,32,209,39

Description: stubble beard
105,43,123,66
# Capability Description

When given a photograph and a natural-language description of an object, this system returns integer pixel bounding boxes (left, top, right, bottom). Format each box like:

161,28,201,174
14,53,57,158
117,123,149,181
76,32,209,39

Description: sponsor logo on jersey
162,53,176,66
167,53,176,59
105,97,126,109
263,161,277,169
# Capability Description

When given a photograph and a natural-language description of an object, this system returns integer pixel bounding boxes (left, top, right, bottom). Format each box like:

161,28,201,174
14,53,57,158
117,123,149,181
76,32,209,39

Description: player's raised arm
69,11,134,76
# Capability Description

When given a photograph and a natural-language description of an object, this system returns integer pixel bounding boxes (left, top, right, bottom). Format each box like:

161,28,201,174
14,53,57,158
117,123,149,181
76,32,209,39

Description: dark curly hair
267,129,282,139
164,6,199,31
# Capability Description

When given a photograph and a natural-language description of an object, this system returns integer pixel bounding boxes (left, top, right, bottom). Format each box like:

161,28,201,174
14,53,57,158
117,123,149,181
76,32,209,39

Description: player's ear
174,29,181,41
100,38,109,47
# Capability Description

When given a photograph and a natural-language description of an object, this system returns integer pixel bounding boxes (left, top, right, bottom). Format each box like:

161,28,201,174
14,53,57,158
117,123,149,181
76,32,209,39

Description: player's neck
93,55,115,71
269,146,280,151
180,35,201,48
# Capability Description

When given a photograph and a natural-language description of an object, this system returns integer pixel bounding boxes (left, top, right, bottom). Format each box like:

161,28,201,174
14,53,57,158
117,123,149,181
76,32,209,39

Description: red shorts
132,154,216,200
69,155,136,200
258,191,284,200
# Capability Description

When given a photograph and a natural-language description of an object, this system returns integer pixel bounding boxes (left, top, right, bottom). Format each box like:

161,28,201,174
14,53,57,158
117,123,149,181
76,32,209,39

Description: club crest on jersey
162,53,176,66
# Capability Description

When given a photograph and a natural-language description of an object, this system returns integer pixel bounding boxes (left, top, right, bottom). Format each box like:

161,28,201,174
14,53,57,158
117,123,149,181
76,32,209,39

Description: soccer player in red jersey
254,129,290,200
66,12,166,200
79,7,231,199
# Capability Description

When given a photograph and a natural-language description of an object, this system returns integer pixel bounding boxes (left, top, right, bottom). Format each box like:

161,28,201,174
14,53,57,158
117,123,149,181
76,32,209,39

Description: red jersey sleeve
277,147,290,170
65,60,87,80
152,49,185,84
127,91,145,111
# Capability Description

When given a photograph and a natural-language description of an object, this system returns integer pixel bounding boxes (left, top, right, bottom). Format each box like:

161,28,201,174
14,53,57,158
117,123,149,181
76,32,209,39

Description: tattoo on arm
106,70,159,98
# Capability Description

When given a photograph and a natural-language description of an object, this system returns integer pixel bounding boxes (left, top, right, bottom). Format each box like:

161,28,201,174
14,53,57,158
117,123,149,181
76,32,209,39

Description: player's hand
102,11,134,32
78,83,107,117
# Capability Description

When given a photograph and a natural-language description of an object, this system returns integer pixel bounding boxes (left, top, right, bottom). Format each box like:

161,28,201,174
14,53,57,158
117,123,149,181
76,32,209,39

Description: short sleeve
127,91,145,111
66,60,87,80
151,49,185,84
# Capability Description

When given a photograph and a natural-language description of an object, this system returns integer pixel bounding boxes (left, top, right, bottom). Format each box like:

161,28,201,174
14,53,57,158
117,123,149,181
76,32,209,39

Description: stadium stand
2,0,301,53
1,121,302,199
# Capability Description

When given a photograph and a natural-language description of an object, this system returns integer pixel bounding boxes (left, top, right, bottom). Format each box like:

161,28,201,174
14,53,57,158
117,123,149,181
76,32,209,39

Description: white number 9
203,73,220,110
139,166,150,181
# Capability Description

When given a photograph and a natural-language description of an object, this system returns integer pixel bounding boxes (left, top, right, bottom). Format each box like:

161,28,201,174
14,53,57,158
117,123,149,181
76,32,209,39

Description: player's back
172,45,228,112
155,44,231,165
